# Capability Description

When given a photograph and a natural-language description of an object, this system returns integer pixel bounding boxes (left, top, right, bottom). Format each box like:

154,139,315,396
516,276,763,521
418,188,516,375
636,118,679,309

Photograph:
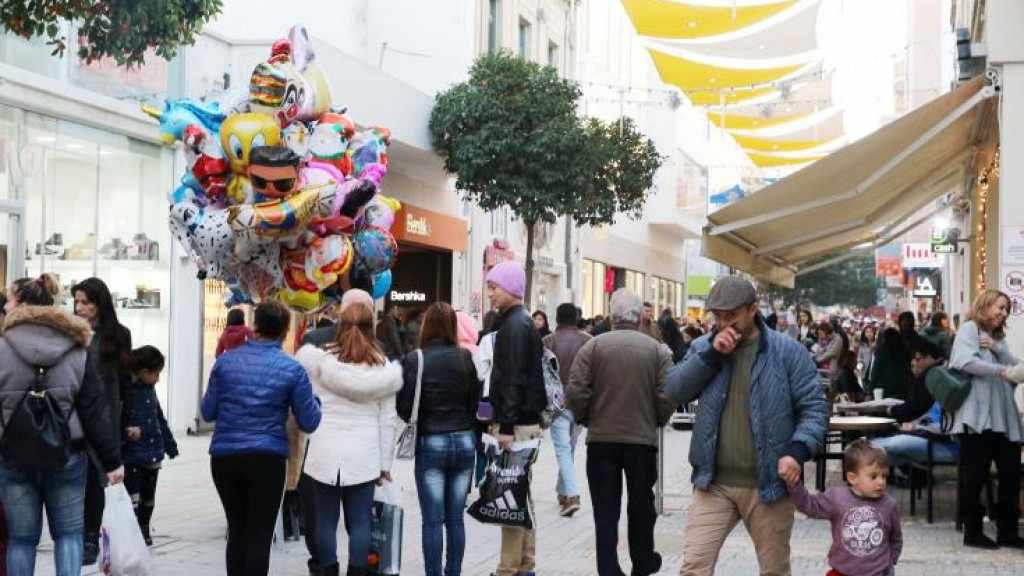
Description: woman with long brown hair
295,291,402,576
397,302,480,576
949,289,1023,549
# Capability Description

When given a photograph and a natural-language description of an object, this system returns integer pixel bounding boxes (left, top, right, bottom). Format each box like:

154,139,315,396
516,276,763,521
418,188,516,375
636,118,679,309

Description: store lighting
933,215,949,230
975,149,998,294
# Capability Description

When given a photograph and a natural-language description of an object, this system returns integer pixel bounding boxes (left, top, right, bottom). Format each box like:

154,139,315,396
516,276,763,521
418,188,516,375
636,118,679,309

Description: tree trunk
524,218,536,309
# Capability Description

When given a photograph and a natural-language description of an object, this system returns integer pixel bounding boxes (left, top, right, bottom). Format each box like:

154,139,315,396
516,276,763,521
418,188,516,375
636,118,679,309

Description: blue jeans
550,410,580,497
0,451,87,576
311,477,375,569
415,430,475,576
872,434,959,467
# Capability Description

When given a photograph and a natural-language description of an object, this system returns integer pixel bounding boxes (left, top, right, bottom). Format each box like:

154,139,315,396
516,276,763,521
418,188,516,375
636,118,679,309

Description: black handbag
1,363,72,473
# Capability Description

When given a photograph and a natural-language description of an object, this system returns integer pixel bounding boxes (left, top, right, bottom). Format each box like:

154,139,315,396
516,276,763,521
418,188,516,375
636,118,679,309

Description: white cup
873,388,884,401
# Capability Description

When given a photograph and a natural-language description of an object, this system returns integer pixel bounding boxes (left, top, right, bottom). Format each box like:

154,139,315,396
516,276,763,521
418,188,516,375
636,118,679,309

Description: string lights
975,148,999,294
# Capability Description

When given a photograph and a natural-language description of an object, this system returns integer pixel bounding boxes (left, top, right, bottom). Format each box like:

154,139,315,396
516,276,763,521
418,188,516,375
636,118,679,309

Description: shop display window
0,105,174,404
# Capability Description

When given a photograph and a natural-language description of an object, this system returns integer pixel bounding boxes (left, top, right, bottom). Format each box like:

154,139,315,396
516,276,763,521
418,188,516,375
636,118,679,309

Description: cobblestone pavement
33,430,1024,575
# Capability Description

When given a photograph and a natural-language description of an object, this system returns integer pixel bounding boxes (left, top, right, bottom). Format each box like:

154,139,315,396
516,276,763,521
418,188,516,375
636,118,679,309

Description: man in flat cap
665,276,827,576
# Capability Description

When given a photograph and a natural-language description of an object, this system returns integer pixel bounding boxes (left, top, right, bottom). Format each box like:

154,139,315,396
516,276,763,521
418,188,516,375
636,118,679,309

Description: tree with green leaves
0,0,222,67
429,51,662,306
769,253,883,310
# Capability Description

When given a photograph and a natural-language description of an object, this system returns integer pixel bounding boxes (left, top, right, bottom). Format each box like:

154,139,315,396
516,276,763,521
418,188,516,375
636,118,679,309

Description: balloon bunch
147,25,399,312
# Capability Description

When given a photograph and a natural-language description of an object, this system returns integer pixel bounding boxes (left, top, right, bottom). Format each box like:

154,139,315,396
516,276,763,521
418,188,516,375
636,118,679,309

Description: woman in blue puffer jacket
202,300,321,576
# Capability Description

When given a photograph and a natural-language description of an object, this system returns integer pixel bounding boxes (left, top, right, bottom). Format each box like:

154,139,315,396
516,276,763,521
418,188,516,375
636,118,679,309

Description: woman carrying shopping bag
398,303,481,576
295,292,402,576
0,275,124,575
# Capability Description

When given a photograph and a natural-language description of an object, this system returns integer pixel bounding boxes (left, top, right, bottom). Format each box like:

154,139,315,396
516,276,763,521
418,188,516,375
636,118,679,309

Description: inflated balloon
304,235,353,290
221,113,283,176
308,112,355,176
362,195,397,230
371,270,392,300
353,225,398,276
159,23,399,313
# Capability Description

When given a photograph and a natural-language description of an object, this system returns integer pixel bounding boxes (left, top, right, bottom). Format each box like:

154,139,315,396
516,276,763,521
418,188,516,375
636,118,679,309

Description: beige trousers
680,484,795,576
491,424,544,576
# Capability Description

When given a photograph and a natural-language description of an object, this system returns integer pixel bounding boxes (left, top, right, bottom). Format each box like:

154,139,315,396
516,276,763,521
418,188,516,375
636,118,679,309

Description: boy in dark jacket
123,346,179,545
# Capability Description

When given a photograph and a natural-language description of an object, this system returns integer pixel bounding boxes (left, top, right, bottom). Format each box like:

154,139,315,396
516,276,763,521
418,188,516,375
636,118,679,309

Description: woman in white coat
295,295,403,576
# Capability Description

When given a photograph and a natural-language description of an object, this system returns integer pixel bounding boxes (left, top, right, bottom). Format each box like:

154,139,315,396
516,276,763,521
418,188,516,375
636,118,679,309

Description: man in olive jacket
567,288,676,576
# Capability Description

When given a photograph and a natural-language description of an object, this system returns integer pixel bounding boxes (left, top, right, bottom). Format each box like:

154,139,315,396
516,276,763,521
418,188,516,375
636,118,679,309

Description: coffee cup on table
873,388,884,401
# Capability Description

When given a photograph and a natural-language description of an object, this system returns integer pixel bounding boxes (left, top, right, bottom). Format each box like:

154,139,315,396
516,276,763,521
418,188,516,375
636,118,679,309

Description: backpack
539,347,566,429
1,363,73,473
924,365,972,414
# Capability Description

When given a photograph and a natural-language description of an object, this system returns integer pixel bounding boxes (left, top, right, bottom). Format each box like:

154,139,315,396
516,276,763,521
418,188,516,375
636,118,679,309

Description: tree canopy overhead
0,0,223,67
429,51,662,305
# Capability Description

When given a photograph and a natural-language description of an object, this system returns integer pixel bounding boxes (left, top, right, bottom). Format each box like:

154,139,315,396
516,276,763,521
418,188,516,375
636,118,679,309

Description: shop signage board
902,243,943,269
931,228,956,254
1002,226,1024,265
912,269,941,298
391,203,468,252
875,244,902,277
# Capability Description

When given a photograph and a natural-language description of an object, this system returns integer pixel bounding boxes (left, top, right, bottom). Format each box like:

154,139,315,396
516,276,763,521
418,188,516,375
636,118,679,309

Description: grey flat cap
706,276,757,311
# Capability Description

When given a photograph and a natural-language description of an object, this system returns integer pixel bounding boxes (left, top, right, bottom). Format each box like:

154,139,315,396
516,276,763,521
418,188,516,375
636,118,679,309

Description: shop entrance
387,244,453,308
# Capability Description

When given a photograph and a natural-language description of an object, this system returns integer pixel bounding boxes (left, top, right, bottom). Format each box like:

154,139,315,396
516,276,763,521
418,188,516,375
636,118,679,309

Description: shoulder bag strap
410,349,424,425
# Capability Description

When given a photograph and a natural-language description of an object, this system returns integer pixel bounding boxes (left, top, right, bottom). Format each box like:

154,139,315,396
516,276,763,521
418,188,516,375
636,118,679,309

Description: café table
811,416,898,491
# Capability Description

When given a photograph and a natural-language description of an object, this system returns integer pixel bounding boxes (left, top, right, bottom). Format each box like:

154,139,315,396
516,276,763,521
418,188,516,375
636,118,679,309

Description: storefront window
0,105,174,404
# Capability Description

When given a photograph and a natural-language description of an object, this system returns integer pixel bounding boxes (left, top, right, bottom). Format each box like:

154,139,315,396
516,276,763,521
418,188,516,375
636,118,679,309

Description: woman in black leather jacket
397,302,481,576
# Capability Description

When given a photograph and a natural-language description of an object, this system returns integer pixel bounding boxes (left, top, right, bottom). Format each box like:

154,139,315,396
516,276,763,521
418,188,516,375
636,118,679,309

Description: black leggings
959,431,1022,535
84,459,105,544
211,453,286,576
125,465,160,529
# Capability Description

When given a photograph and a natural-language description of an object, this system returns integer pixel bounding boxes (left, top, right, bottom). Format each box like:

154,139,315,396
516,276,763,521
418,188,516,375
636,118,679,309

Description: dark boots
345,565,366,576
963,516,999,549
997,517,1024,548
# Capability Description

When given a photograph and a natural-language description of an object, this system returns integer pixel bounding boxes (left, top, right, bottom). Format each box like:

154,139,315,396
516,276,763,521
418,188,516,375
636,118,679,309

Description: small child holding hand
787,439,902,576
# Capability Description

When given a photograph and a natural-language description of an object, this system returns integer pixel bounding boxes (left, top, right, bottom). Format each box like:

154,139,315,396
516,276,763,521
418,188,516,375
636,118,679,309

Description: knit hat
486,261,526,300
339,289,374,313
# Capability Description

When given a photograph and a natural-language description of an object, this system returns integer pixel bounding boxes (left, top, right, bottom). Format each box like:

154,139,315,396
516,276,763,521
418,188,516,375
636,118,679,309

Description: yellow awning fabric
701,77,995,287
708,111,810,130
733,134,832,152
745,151,825,167
689,86,778,106
622,0,799,40
649,49,804,92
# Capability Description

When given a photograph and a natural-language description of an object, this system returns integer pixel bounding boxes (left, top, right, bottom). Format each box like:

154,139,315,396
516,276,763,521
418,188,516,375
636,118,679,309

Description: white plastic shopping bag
100,483,152,576
368,480,403,576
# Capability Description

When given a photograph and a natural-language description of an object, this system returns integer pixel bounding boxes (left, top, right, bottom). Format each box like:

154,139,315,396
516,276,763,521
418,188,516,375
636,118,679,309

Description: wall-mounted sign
875,244,902,277
902,243,944,269
1002,226,1024,265
405,213,431,237
390,290,427,303
1005,270,1024,294
912,269,941,298
931,228,957,254
391,203,467,251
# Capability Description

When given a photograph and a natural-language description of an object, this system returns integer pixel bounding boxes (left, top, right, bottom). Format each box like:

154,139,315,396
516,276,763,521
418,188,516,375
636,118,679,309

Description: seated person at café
872,337,958,475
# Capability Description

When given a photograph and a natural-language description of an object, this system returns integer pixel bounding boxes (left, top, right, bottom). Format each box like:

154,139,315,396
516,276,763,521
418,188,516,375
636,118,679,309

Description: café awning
622,0,799,40
702,76,997,287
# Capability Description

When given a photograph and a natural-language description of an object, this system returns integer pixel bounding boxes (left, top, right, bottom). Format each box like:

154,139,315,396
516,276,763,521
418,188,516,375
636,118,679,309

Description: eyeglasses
251,175,296,193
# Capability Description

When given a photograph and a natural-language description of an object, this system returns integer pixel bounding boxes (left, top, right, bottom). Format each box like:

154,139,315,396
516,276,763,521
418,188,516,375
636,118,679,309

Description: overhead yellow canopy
708,111,809,130
622,0,799,39
689,86,778,106
732,134,832,152
745,151,824,167
649,49,804,92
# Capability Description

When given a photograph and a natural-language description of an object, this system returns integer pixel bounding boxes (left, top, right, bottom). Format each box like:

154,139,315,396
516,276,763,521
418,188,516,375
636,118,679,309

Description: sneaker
560,495,581,517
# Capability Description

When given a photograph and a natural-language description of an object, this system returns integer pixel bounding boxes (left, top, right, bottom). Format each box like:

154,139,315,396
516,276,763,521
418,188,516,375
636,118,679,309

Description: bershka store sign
902,243,944,269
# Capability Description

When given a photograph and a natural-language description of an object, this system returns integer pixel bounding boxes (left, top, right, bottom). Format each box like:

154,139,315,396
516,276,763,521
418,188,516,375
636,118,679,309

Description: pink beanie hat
339,289,374,313
486,261,526,300
455,311,480,356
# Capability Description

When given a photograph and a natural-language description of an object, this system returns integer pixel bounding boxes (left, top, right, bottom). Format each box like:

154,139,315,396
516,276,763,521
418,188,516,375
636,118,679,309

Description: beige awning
702,76,997,288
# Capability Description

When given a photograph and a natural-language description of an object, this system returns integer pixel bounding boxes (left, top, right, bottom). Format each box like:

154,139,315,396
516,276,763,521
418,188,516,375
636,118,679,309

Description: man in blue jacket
665,276,826,576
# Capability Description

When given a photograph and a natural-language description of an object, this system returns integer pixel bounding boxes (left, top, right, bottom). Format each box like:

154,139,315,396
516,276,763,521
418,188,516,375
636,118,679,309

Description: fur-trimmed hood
1,305,92,367
295,344,401,403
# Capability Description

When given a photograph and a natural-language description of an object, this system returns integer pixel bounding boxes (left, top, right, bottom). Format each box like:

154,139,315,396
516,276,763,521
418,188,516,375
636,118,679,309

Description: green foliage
429,51,662,303
0,0,223,67
771,253,883,309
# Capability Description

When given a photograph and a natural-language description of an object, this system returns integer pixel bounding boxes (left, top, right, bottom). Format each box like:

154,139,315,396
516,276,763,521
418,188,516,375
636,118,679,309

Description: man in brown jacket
543,303,592,517
567,289,676,576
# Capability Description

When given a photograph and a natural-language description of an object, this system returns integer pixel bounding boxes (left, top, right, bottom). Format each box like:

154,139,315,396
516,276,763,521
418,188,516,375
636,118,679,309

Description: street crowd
0,266,1023,576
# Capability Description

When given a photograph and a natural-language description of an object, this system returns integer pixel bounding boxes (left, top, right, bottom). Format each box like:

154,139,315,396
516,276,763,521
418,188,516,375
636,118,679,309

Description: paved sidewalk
32,429,1024,575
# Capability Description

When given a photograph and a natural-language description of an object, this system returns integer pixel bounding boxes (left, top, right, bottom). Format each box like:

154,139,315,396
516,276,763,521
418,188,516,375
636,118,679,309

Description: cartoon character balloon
157,23,401,312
